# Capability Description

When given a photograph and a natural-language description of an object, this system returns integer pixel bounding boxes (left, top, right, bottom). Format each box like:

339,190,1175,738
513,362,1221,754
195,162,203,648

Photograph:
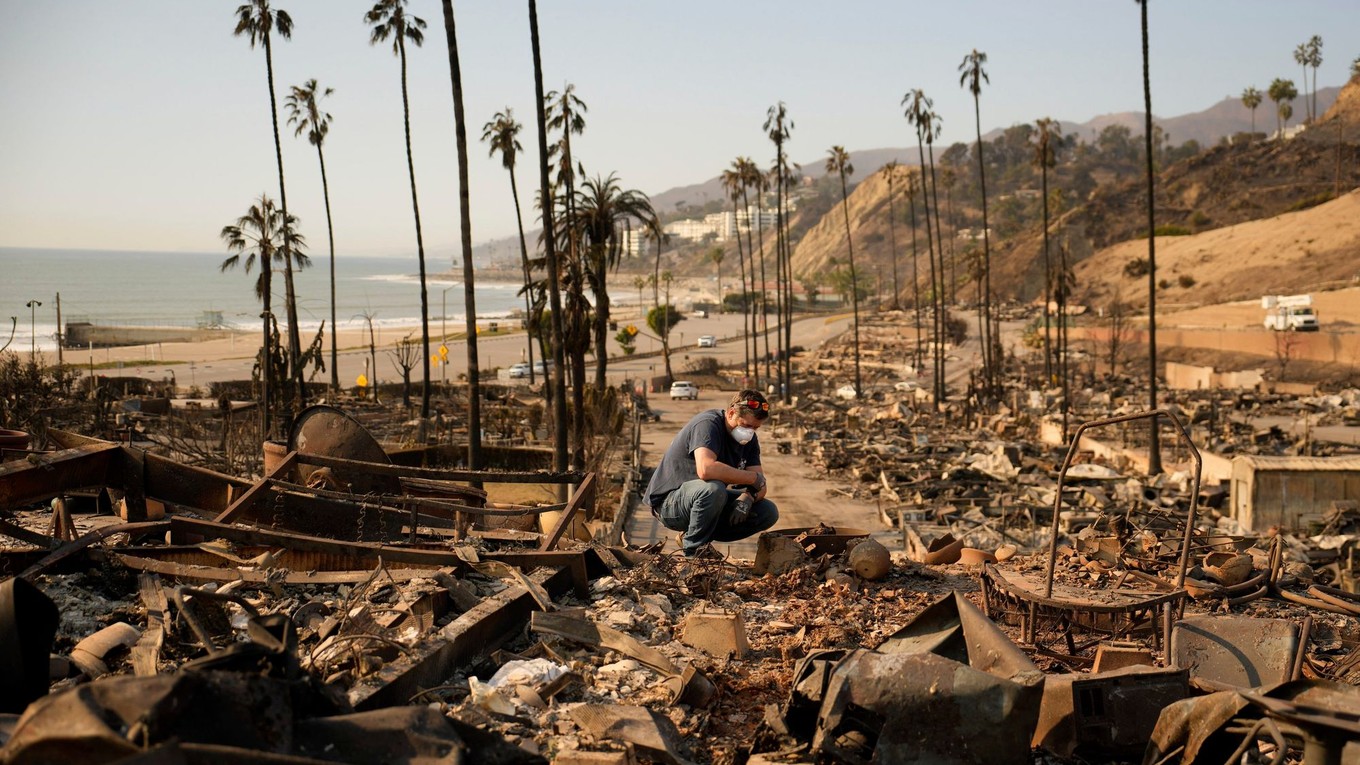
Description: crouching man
644,389,779,558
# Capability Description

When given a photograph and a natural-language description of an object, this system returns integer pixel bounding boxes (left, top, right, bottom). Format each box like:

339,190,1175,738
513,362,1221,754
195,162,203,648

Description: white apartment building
618,226,647,258
663,205,779,244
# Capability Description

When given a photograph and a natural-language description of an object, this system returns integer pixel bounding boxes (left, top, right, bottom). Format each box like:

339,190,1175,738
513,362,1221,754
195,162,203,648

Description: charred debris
2,316,1360,764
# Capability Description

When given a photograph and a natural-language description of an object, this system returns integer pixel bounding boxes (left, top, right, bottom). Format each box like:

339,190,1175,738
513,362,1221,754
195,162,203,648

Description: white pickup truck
1262,294,1319,332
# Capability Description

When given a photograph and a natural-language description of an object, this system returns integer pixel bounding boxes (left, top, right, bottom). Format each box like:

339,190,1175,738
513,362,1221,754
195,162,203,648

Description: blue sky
2,1,1357,259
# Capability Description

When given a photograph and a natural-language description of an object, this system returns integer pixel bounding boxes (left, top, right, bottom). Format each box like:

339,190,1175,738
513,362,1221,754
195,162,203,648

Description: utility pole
55,293,64,366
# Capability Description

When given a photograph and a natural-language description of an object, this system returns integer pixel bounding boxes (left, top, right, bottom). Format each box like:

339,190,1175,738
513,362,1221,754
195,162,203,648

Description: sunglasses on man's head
740,400,770,418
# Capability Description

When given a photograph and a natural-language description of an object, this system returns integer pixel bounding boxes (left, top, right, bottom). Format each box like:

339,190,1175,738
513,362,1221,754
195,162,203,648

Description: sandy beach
30,274,806,391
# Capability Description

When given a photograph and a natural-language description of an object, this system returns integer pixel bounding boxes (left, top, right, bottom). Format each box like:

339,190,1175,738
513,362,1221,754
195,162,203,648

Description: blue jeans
656,479,779,554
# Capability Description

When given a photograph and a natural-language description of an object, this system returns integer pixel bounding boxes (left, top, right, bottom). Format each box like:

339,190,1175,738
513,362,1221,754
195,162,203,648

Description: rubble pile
4,382,1360,762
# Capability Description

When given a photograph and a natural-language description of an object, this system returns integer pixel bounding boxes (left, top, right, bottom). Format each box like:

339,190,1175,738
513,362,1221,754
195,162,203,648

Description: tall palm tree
826,146,861,397
234,0,302,427
941,165,958,304
720,164,751,376
285,79,338,393
906,172,924,373
1268,78,1298,138
776,159,799,393
1294,43,1311,124
1033,117,1060,384
221,195,308,435
1056,238,1073,441
221,195,308,305
763,103,793,394
439,0,482,469
1241,86,1262,135
708,247,725,314
365,0,433,418
904,89,942,409
482,108,539,386
737,157,765,380
526,0,568,483
546,86,587,284
1137,0,1161,473
1307,36,1323,124
883,162,902,310
959,49,994,393
545,85,590,469
924,109,948,402
571,173,656,392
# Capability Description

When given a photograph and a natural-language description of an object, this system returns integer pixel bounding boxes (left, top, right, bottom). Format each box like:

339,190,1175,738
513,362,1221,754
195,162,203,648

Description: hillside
1071,189,1360,309
984,86,1341,147
647,147,917,218
990,132,1360,303
650,86,1345,225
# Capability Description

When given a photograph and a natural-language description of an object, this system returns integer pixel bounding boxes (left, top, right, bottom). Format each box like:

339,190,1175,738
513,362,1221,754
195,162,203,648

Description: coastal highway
89,309,855,393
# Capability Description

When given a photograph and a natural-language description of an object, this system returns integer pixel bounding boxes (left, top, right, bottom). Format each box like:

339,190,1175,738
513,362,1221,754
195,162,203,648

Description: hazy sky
2,1,1357,261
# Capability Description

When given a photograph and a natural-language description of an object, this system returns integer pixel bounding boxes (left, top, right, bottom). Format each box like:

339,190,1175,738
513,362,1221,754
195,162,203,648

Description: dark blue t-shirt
645,408,761,508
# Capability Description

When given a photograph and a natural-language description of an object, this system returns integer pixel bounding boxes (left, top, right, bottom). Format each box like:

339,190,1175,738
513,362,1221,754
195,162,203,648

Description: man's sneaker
685,543,725,561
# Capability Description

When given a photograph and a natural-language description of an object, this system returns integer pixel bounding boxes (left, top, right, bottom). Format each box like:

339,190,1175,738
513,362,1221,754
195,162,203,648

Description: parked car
697,335,717,348
835,384,859,400
893,380,919,392
509,360,552,379
670,381,700,400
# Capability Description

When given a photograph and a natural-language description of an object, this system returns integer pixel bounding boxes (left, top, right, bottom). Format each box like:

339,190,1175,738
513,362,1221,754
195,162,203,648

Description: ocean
0,247,527,353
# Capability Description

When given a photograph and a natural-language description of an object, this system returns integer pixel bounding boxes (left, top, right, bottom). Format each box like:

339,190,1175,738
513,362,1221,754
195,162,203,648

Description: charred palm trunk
840,171,861,397
1059,241,1070,442
886,170,900,310
560,116,587,472
263,32,305,417
750,190,764,382
1140,0,1162,474
442,0,481,468
972,90,995,395
927,137,947,409
908,175,923,375
528,0,568,483
781,176,793,398
1041,163,1053,385
760,174,774,383
914,134,940,411
593,247,612,392
733,196,751,378
316,143,338,392
507,163,537,385
393,35,432,421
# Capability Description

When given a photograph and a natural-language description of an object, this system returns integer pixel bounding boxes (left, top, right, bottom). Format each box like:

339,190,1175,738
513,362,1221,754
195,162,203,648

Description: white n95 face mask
731,426,756,445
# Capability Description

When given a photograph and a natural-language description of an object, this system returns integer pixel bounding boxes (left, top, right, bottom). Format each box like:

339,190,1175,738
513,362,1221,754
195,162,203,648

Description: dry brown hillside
789,167,956,304
1072,189,1360,309
783,77,1360,308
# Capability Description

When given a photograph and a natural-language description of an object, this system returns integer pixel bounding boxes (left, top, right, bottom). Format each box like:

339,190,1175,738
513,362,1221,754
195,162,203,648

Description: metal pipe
1043,409,1201,599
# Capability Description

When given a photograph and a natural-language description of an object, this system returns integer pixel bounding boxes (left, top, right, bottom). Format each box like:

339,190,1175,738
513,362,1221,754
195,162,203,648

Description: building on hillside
663,217,720,243
619,226,647,259
1229,455,1360,531
664,206,778,244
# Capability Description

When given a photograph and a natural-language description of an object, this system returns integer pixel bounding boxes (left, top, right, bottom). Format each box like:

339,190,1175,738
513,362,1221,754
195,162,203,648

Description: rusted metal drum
287,405,400,495
0,429,30,462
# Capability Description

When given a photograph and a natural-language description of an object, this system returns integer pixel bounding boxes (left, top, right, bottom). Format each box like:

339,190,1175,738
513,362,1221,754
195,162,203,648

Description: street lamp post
25,300,42,361
440,285,458,392
441,285,459,343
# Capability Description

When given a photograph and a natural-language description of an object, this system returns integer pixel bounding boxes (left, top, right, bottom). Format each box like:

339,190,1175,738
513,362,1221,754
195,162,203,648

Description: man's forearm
697,461,761,486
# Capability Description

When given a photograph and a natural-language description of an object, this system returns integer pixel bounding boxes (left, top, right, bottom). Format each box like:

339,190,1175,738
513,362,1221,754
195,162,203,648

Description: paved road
94,308,852,393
